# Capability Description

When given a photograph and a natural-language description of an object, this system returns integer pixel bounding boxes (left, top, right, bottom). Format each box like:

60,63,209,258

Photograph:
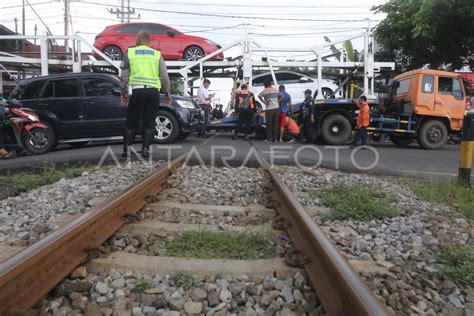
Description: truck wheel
390,134,413,147
154,111,179,144
23,127,56,154
417,120,448,150
321,114,352,145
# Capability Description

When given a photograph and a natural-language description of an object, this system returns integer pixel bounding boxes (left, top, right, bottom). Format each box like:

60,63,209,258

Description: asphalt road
0,133,471,179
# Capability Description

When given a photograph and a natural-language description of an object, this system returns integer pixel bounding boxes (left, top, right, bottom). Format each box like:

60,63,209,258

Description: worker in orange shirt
351,96,370,147
282,116,300,143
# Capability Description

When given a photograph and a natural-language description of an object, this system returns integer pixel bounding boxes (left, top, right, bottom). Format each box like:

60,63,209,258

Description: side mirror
112,87,122,96
167,31,175,37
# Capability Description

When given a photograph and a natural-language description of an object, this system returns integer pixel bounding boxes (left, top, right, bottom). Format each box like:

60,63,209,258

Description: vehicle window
438,77,453,96
421,75,434,93
438,77,463,100
42,81,54,98
55,79,79,98
83,77,117,97
42,79,79,98
115,24,144,34
145,23,170,35
252,75,270,86
396,78,411,95
14,80,45,100
452,78,464,100
275,72,304,84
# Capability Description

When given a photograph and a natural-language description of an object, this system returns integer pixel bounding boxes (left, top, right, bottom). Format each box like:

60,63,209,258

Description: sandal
2,151,16,159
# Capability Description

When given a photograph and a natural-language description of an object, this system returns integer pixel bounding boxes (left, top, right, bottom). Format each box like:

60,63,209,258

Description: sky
0,0,388,105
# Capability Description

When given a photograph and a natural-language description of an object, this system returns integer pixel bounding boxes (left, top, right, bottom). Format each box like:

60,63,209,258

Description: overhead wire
78,1,381,22
129,0,376,9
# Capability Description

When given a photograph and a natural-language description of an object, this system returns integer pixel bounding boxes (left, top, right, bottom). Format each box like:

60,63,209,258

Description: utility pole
60,0,81,52
108,0,140,23
22,0,25,35
64,0,69,51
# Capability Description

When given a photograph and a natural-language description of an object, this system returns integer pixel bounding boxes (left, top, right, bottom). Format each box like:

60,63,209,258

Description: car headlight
176,99,196,109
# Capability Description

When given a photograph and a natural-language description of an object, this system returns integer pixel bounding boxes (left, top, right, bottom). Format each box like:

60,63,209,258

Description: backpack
240,93,252,110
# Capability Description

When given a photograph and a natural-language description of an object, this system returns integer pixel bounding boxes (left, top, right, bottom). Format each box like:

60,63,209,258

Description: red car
93,22,224,61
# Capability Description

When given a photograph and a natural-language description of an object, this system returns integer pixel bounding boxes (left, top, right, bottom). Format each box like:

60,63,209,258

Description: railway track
0,143,388,316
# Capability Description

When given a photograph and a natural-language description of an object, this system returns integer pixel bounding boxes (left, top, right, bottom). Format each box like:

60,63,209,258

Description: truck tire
153,110,180,144
390,134,413,147
417,120,447,150
320,114,352,145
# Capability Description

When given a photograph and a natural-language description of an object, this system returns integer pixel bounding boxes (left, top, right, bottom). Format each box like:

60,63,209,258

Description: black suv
9,72,200,151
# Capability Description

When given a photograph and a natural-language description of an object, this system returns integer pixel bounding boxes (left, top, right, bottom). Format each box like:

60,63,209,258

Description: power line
248,28,365,37
25,0,54,35
107,0,140,23
130,0,375,9
79,1,380,22
0,1,52,10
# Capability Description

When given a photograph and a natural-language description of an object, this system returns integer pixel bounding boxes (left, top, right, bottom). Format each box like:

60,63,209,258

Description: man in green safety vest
120,29,172,159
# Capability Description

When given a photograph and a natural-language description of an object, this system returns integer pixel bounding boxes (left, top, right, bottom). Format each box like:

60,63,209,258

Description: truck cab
300,69,470,150
387,69,468,132
378,69,470,149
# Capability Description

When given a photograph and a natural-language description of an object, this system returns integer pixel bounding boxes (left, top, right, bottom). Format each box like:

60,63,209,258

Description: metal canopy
0,29,394,99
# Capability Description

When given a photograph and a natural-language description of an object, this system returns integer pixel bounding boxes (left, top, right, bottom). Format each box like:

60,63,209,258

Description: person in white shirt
197,78,215,138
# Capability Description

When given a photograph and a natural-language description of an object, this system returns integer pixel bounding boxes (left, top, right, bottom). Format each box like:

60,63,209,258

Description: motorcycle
0,98,54,155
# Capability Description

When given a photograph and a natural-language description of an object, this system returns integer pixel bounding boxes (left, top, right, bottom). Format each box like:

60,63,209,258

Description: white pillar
243,38,252,85
363,31,369,97
40,36,48,76
316,49,323,100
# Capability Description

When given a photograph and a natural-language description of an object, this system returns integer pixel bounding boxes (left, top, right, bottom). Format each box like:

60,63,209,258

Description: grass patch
171,271,199,289
440,245,474,286
408,180,474,219
0,165,91,197
149,230,278,259
135,278,152,292
313,184,398,221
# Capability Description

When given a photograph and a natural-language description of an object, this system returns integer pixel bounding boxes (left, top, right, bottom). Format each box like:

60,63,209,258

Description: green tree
373,0,474,72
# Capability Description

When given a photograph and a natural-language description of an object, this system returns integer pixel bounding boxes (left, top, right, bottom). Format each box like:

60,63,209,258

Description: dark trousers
234,109,253,137
0,126,6,149
352,126,368,145
125,88,160,131
198,104,210,136
283,131,300,142
265,108,279,142
303,116,315,143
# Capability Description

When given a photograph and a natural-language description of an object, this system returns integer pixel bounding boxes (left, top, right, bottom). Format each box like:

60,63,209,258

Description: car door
435,76,466,129
38,78,84,139
80,76,126,137
147,23,182,60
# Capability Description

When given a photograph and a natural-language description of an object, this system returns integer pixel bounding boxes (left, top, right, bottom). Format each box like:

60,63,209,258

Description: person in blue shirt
278,85,292,142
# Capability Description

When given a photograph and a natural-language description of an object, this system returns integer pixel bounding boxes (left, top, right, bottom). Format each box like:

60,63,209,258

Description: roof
19,72,119,83
0,25,16,36
394,69,464,80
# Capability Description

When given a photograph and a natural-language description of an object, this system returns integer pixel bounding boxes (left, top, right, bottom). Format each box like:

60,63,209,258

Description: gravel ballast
0,162,162,247
275,165,473,316
158,166,274,208
34,266,320,316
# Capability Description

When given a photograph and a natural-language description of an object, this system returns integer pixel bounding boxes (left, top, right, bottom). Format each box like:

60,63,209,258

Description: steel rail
253,144,389,316
0,155,189,313
1,136,388,315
